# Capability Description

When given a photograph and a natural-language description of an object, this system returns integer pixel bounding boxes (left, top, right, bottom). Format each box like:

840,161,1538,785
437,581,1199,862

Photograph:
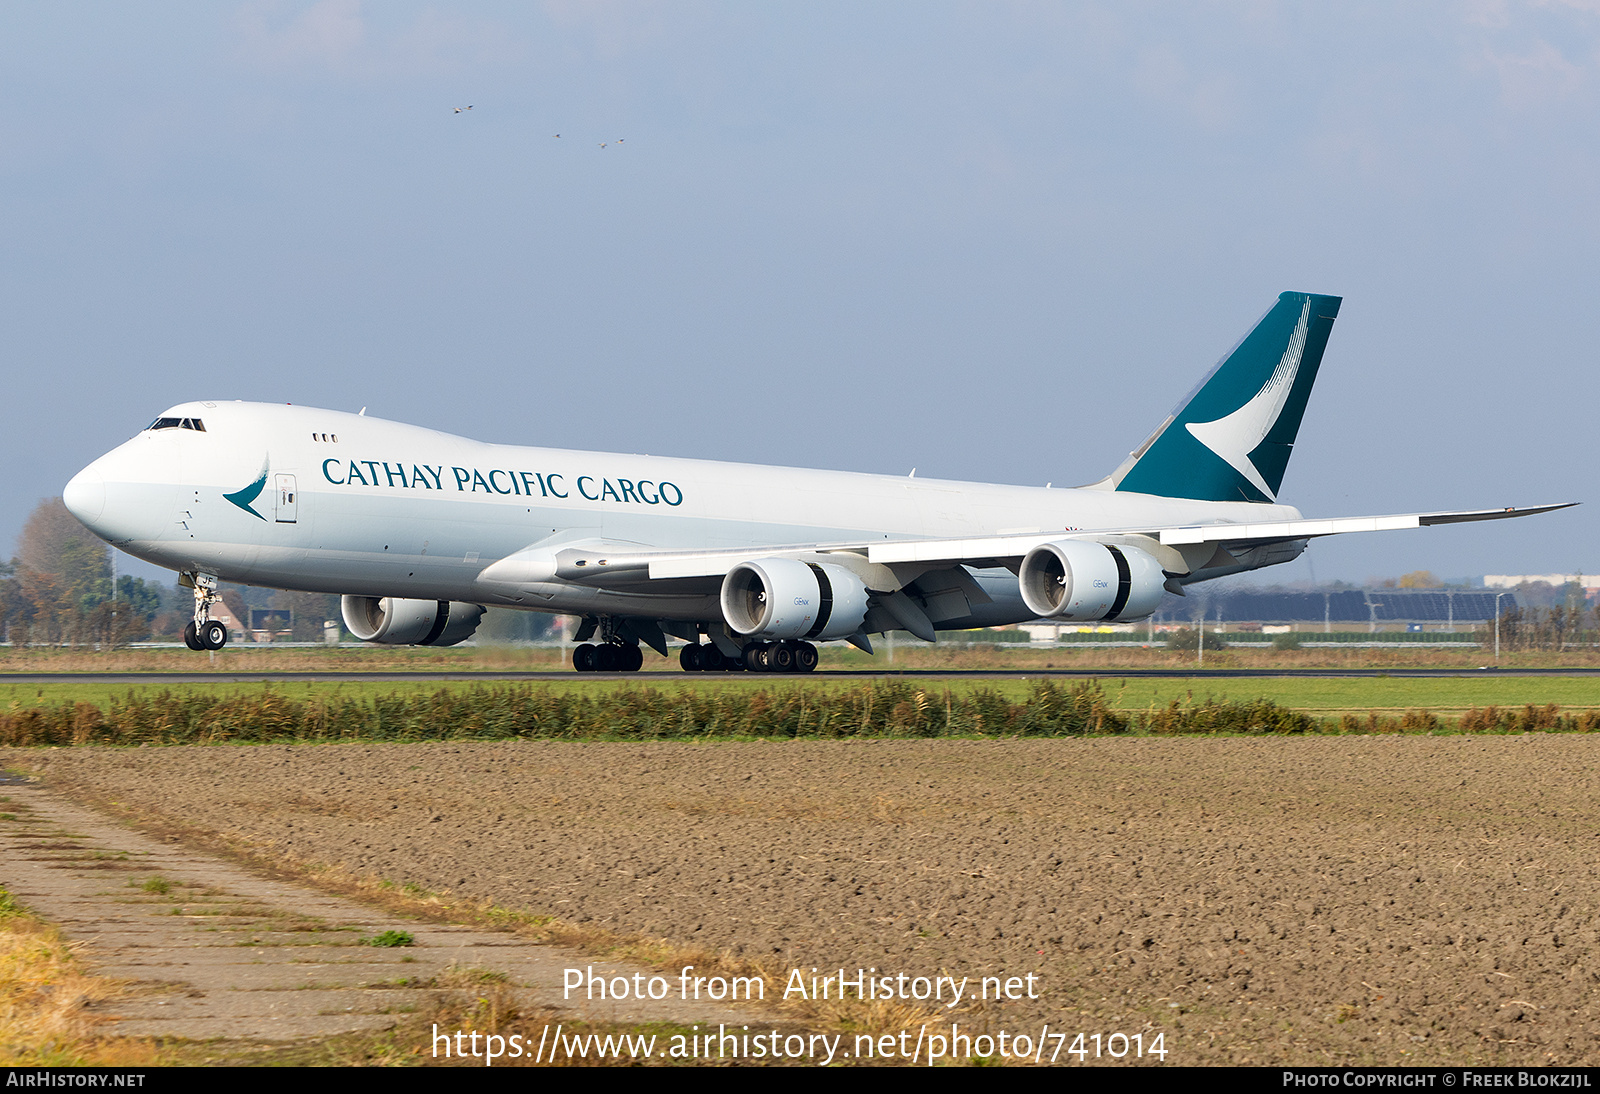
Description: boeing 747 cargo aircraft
62,292,1570,671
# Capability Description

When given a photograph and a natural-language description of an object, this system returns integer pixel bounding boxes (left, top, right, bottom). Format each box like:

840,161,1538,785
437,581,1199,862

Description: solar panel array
1194,590,1513,623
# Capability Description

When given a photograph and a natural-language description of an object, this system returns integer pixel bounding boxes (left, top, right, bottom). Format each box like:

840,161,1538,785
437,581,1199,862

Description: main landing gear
572,642,645,673
567,616,820,674
570,616,647,672
679,639,819,673
181,572,229,652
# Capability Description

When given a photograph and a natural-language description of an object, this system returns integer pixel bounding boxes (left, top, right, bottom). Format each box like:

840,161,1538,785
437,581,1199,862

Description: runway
4,667,1599,684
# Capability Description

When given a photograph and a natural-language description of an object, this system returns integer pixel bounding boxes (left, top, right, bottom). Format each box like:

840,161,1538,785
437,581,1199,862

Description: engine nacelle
340,596,486,646
1017,540,1166,622
720,558,870,641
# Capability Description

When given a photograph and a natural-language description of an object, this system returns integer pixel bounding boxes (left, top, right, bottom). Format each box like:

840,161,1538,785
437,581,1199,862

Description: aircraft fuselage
65,400,1300,628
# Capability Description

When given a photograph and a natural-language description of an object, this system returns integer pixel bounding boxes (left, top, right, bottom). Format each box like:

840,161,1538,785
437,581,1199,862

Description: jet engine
1017,540,1166,622
340,596,486,646
720,558,870,641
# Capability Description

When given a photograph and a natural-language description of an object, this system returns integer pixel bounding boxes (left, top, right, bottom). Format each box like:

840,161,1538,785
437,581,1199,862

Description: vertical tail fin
1106,291,1341,502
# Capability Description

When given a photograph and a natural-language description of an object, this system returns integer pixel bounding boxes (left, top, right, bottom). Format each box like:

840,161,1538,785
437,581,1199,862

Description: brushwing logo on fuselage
1183,296,1311,502
224,459,270,520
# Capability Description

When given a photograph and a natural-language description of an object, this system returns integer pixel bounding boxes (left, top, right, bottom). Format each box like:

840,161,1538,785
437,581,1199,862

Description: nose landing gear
184,619,229,651
181,572,228,651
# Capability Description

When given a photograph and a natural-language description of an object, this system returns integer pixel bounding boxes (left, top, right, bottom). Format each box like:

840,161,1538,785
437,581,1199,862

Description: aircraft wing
473,505,1574,588
473,503,1572,645
629,502,1575,580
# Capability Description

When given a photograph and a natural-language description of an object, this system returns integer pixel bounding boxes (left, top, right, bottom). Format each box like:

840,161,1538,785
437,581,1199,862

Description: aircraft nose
63,465,107,526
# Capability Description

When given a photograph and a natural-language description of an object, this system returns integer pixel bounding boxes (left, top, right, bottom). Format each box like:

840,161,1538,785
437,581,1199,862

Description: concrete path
0,775,761,1044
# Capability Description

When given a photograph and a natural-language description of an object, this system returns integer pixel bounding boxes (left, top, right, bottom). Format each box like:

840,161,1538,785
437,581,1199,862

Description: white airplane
63,292,1569,671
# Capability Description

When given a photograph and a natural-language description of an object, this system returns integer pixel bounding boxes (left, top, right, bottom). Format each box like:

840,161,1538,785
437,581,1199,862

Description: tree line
1,498,340,647
1478,603,1600,652
0,499,163,646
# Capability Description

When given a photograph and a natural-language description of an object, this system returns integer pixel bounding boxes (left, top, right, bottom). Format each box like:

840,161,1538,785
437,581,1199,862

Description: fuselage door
274,474,298,523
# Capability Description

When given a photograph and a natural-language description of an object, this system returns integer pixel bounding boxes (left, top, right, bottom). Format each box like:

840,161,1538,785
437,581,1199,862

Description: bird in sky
453,105,473,114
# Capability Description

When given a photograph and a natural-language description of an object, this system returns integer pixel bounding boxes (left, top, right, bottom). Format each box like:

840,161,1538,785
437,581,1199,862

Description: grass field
3,673,1598,721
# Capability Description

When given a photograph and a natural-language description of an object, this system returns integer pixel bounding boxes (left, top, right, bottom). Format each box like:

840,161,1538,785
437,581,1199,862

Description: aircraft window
147,417,205,432
147,417,182,430
183,418,206,431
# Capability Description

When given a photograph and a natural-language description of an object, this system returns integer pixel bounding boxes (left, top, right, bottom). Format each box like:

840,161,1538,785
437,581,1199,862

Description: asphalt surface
4,667,1599,683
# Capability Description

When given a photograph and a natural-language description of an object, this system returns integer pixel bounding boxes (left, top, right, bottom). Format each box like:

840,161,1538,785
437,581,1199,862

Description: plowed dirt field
11,736,1599,1066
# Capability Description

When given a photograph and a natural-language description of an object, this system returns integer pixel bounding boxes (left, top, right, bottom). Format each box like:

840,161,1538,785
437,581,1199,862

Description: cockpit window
146,417,206,432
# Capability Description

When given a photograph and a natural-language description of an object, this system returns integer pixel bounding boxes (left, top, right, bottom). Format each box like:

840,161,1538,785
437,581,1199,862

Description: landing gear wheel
200,620,228,651
794,642,819,673
679,644,703,671
620,644,644,672
595,644,620,672
746,643,772,672
183,621,204,651
573,643,597,672
771,642,796,672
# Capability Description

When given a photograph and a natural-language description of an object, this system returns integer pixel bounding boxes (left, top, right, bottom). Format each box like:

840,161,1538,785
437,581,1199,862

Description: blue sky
4,1,1597,585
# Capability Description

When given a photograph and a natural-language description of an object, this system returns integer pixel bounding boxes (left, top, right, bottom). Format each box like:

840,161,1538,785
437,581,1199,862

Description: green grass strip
3,680,1597,745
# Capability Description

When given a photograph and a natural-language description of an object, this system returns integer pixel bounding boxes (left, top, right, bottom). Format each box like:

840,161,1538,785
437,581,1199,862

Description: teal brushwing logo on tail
224,460,269,520
1109,291,1340,502
1184,295,1311,499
